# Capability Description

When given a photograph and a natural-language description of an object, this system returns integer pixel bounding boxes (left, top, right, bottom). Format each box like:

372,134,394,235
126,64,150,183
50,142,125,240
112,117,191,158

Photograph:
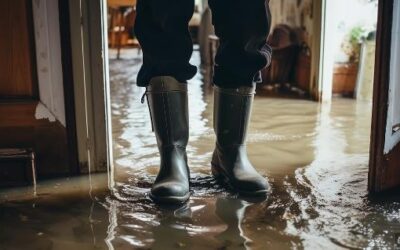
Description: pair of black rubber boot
145,76,269,204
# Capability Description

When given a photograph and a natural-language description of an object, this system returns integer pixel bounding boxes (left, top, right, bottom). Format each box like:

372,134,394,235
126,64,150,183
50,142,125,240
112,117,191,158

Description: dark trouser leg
136,1,194,203
211,84,270,196
210,1,272,196
208,0,272,88
134,0,197,86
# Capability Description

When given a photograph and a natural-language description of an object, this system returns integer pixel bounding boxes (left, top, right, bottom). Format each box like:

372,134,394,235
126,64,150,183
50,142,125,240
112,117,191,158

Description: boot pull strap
141,90,154,132
141,91,147,104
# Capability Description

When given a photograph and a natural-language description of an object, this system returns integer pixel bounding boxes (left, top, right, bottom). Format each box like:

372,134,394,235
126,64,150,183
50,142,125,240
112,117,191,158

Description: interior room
105,0,394,248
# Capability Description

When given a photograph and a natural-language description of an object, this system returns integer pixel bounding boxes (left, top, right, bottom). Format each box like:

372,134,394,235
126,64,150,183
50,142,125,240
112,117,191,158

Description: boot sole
149,192,190,204
211,163,269,197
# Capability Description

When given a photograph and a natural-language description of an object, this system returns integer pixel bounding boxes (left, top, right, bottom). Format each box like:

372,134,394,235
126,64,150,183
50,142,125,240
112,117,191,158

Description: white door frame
68,0,113,185
318,0,335,102
309,0,324,101
309,0,334,102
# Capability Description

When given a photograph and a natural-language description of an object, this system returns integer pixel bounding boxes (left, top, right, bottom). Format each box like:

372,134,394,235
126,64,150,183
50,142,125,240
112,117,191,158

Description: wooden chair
0,148,36,188
108,6,141,59
261,24,301,86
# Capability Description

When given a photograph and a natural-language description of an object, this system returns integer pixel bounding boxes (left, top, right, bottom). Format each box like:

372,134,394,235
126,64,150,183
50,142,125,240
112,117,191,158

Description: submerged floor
1,49,400,249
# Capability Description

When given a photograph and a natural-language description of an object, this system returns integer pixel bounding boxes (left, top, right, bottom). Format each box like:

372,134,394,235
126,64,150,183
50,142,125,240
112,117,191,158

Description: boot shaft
146,76,189,149
213,85,256,147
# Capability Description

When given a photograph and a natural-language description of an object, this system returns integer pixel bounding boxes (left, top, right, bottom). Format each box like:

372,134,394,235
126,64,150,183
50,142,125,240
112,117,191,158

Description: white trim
32,0,66,126
101,0,115,188
319,0,335,102
35,102,56,122
84,0,114,174
384,0,400,154
309,0,325,101
68,0,113,174
69,0,91,171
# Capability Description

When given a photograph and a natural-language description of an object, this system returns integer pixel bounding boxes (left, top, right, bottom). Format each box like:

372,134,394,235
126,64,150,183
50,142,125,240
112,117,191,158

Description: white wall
32,0,66,126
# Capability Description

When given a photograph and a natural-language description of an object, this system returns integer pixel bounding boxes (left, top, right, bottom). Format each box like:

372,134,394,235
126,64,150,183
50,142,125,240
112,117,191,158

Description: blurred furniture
204,23,312,95
108,0,136,5
108,1,200,59
295,44,312,92
0,148,36,187
108,5,140,59
189,8,202,44
261,25,302,87
207,35,220,84
199,7,215,66
209,35,220,68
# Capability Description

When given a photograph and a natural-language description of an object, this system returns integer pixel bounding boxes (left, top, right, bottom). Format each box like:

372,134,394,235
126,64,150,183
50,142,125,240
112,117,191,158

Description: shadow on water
1,48,400,249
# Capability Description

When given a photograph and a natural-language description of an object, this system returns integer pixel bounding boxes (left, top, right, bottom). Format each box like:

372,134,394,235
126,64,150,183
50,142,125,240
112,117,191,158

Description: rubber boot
211,84,270,196
145,76,190,204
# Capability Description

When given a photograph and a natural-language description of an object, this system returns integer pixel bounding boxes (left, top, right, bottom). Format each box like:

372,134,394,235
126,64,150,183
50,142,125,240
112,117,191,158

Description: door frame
368,0,400,193
68,0,114,183
309,0,332,102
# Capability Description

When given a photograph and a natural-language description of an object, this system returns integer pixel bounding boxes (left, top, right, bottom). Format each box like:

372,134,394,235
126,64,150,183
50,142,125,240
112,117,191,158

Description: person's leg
135,0,195,203
209,0,272,196
208,0,272,88
134,0,197,86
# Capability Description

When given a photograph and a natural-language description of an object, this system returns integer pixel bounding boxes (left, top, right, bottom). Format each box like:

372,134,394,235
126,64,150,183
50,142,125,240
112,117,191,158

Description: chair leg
30,152,37,195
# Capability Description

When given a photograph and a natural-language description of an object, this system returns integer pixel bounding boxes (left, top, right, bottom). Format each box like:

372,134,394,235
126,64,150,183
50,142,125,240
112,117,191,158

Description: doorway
89,1,400,193
103,0,400,248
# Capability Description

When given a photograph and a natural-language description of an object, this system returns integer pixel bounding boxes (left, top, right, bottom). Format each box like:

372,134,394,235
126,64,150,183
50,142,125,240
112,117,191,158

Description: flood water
1,49,400,250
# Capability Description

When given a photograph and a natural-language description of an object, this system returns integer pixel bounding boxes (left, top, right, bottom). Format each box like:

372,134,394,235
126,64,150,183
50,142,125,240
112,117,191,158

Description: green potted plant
342,26,366,62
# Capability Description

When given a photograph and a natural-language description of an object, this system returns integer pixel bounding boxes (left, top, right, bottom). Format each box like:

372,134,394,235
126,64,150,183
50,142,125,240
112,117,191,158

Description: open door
369,0,400,193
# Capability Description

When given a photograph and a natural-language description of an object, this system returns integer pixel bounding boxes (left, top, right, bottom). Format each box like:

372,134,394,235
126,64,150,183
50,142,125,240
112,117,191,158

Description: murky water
1,49,400,250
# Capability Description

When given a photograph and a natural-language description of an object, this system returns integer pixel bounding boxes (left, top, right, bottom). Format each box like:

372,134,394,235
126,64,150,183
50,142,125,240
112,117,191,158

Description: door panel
384,0,400,154
369,0,400,193
0,0,37,98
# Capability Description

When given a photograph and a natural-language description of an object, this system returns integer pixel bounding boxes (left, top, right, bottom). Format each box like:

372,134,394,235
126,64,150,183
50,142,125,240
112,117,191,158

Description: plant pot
332,63,359,96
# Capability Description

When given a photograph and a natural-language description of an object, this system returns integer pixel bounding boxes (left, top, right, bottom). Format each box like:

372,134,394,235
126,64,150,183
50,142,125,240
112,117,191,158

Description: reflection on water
1,49,400,249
